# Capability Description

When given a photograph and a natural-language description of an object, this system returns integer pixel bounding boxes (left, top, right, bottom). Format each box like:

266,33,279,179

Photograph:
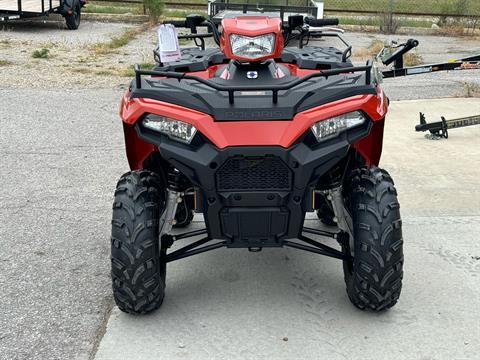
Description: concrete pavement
94,99,480,360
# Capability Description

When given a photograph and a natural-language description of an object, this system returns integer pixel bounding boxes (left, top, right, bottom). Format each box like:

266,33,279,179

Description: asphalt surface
0,88,126,360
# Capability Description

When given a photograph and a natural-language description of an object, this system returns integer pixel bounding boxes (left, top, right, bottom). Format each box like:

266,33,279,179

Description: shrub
32,48,50,59
143,0,164,23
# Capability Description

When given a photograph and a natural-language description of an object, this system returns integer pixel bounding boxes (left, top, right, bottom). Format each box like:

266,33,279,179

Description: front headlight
310,111,366,142
143,114,197,144
230,33,275,59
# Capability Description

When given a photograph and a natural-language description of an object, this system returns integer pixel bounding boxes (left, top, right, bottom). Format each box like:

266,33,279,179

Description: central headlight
230,33,275,59
310,111,366,142
143,114,197,144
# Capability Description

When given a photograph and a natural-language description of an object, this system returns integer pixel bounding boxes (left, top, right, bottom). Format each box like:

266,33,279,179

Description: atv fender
123,124,156,171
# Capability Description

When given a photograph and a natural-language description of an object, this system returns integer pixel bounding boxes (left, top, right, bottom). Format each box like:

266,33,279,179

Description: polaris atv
111,14,403,314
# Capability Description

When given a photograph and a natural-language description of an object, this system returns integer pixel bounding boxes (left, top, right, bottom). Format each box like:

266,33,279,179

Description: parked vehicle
0,0,85,29
112,13,405,314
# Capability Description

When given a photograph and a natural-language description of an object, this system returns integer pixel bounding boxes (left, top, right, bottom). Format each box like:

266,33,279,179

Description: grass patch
164,9,207,18
353,39,384,59
84,1,143,14
0,60,14,66
84,1,207,18
32,48,50,59
353,39,423,65
403,51,423,66
121,62,155,77
71,64,157,77
462,82,480,97
71,67,121,76
90,26,148,55
435,23,468,36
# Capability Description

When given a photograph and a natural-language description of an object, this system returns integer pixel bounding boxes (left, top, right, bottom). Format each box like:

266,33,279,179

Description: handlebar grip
163,20,186,27
305,18,339,27
163,20,212,28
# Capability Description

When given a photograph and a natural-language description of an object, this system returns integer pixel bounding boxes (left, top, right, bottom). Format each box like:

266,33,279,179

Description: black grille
216,156,292,191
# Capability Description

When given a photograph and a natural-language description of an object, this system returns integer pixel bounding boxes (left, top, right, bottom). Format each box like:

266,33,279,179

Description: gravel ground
0,19,479,360
0,20,479,96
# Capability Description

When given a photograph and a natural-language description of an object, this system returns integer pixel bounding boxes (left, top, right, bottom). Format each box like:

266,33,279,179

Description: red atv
112,14,403,314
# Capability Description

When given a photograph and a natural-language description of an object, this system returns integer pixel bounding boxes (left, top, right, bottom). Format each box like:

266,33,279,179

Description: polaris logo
246,71,258,79
223,110,288,120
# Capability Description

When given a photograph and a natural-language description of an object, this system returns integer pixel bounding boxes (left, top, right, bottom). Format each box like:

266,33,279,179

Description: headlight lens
143,114,197,144
310,111,366,142
230,33,275,59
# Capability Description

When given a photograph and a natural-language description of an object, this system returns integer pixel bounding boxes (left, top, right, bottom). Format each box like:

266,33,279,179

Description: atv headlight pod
310,111,366,142
230,33,275,59
143,114,197,144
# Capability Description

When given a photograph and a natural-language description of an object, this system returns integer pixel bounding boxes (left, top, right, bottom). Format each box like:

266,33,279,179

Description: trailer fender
62,0,78,14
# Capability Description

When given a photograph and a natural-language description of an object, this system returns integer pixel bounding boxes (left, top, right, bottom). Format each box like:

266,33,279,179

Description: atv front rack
161,227,351,263
134,62,373,105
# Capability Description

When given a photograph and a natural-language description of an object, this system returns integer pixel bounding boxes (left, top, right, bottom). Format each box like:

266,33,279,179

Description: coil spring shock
167,168,189,192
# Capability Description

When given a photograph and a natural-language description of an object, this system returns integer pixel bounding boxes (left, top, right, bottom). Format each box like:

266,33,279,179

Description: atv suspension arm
162,227,351,263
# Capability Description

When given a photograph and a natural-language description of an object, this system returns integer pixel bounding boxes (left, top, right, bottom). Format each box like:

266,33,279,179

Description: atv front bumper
136,120,371,248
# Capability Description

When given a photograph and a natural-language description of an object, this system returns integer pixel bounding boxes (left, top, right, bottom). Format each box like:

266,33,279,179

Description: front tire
343,166,404,311
111,171,166,314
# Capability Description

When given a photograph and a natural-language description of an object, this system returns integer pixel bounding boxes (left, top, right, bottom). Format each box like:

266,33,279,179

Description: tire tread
111,170,165,315
345,166,404,311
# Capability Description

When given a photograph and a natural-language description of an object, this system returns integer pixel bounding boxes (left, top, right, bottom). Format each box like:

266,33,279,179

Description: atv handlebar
164,15,340,30
163,15,341,51
304,17,340,27
163,20,211,28
163,20,188,27
164,16,221,45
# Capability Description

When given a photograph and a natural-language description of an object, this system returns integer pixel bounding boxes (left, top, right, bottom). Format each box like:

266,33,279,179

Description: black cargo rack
134,61,373,104
209,0,319,22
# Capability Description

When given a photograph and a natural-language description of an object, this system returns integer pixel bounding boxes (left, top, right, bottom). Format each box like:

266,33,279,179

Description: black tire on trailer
343,166,404,311
111,170,166,314
65,0,81,30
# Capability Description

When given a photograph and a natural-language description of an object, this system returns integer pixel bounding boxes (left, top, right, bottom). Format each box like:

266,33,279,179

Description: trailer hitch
380,38,420,69
416,112,480,139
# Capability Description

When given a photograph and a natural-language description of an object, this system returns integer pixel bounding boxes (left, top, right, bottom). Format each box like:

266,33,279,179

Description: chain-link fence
324,0,480,16
234,0,479,16
96,0,480,33
272,0,480,33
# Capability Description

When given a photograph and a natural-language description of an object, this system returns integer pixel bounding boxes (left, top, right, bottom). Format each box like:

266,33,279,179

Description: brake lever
303,24,345,33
